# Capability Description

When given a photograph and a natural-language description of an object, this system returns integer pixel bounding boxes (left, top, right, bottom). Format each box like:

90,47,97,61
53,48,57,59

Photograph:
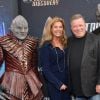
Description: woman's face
51,21,64,38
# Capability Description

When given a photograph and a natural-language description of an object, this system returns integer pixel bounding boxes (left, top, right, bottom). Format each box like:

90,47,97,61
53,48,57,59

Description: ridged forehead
97,3,100,9
11,15,28,27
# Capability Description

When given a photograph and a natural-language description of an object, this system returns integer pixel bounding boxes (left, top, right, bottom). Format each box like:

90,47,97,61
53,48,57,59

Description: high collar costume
0,33,43,100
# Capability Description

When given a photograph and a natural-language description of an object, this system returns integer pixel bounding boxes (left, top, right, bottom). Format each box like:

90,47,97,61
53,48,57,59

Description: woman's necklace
54,48,65,72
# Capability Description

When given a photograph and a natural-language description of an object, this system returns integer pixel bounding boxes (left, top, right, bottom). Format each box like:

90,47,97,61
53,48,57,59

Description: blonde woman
39,17,71,100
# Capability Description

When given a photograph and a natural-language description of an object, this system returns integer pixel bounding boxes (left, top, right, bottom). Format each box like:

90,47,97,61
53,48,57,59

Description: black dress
39,43,71,100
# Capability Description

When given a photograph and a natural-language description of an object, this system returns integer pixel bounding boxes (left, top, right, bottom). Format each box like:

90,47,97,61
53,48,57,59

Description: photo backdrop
19,0,100,37
18,0,100,98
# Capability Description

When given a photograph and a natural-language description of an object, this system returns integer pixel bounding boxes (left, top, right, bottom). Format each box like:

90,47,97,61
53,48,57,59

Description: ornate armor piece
0,33,43,100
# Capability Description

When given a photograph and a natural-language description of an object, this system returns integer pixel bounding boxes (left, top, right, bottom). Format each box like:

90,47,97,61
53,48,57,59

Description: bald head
10,15,28,40
96,3,100,22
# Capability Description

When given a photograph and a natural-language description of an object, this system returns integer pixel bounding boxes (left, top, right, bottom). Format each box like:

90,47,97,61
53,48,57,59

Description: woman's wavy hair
40,16,68,47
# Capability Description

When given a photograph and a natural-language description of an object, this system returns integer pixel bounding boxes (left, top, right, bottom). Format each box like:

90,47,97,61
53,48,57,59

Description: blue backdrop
19,0,100,37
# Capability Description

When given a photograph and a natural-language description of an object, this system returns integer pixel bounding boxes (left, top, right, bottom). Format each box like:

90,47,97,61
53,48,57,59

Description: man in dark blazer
68,14,100,100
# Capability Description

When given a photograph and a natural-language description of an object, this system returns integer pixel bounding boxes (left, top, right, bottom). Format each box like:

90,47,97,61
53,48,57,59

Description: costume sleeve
0,46,3,66
33,39,38,67
39,45,63,90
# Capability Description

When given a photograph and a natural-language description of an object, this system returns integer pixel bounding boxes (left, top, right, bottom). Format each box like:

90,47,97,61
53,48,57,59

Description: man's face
96,4,100,22
71,18,86,38
11,15,28,40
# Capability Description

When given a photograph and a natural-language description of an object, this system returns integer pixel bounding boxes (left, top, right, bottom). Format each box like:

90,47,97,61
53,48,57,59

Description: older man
68,14,100,100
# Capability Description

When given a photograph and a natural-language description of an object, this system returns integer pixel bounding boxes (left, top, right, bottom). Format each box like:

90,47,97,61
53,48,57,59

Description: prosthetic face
10,15,28,40
96,3,100,22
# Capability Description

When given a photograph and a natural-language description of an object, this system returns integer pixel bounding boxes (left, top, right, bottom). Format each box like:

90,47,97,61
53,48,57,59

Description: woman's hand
60,84,67,91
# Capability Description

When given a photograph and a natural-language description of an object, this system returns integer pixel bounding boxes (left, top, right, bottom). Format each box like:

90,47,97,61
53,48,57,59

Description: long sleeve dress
39,42,71,100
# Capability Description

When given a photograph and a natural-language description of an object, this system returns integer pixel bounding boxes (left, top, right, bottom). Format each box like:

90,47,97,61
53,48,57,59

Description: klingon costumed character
0,15,43,100
93,3,100,35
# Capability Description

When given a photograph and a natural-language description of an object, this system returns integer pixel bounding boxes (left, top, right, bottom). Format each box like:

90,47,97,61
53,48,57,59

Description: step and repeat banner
18,0,100,98
19,0,100,37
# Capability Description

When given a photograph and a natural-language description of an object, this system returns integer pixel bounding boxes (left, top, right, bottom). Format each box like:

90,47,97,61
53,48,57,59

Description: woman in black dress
39,17,71,100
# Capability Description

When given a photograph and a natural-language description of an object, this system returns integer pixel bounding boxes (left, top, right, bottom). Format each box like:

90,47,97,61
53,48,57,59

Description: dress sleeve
39,45,63,90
